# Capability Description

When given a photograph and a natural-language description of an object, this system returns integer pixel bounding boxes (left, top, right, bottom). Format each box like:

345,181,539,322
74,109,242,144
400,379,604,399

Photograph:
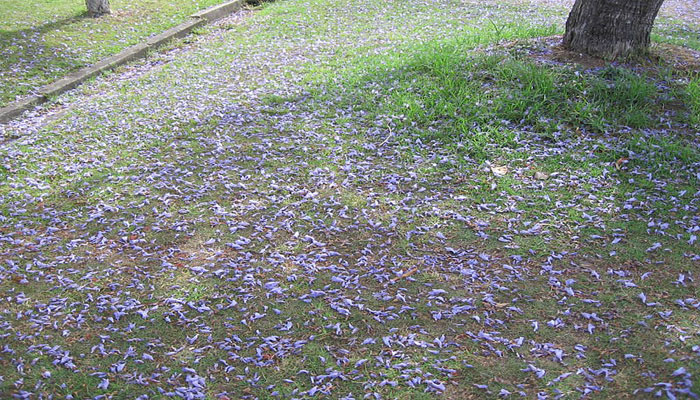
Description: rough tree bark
563,0,665,60
86,0,110,17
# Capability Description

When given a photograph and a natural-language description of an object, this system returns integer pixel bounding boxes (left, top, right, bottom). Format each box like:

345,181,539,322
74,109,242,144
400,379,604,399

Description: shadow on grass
0,11,90,39
286,32,699,163
0,11,96,104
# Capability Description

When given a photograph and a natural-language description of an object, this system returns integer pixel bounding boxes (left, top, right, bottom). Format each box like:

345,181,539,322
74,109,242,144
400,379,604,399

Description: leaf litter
0,0,699,399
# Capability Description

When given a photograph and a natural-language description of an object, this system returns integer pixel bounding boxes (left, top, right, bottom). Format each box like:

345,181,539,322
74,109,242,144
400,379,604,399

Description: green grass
688,75,700,127
311,40,699,161
0,0,228,107
1,0,699,398
652,24,700,51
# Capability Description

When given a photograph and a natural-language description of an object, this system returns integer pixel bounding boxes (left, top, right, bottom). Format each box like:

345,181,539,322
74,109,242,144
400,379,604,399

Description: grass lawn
0,0,228,107
0,0,699,398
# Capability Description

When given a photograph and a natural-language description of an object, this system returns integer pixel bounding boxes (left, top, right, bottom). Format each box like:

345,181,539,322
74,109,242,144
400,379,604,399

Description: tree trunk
563,0,665,60
86,0,110,17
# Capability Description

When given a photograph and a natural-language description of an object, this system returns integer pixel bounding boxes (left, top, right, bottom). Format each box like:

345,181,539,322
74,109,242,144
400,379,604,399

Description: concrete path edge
0,0,244,124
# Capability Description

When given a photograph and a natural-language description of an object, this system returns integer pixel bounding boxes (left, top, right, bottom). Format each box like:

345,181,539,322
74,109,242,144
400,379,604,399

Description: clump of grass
587,66,658,128
322,36,681,160
687,75,700,128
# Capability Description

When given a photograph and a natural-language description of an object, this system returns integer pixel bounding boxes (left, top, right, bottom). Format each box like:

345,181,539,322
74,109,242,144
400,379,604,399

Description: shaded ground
0,0,699,399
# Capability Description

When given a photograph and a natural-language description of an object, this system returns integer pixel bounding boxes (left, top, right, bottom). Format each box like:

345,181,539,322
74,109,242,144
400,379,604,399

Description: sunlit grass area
0,0,227,106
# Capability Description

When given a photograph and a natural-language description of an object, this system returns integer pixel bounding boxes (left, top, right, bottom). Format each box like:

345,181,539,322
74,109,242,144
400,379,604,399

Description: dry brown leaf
490,165,508,176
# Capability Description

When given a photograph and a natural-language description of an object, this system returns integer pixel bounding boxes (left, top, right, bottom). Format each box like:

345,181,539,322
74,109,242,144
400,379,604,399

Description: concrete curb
0,95,46,123
146,18,207,48
0,0,243,124
192,0,243,22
